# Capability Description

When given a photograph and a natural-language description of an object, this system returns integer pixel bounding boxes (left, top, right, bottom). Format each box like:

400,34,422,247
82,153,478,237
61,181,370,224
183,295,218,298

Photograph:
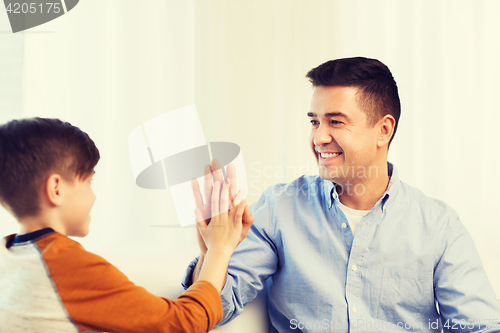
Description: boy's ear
44,174,64,207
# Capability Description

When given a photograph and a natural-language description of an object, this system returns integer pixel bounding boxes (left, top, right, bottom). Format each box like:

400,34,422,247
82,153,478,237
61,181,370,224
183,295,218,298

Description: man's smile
315,147,343,161
318,152,342,160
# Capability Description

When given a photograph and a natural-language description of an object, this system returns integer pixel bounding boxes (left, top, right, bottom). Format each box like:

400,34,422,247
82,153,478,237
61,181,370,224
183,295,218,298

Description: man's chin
318,165,341,181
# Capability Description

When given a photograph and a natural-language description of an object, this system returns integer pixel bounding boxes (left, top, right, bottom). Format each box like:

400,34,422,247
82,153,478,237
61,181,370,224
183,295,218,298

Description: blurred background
1,0,499,330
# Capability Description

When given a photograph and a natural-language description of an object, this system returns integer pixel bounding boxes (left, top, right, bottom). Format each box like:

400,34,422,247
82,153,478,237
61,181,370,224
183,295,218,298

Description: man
183,57,500,332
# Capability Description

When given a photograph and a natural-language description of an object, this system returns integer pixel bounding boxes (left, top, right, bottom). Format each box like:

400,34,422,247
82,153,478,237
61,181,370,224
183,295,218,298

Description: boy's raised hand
191,160,254,255
195,180,246,254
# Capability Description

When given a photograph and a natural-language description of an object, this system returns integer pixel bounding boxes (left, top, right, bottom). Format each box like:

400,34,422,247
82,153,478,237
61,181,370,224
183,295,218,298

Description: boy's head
0,118,100,235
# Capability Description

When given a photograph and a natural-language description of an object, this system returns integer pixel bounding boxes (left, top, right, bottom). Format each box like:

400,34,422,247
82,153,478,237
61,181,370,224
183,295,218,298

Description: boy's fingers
191,179,204,210
228,196,236,221
232,189,245,206
203,164,213,205
211,159,224,186
227,162,237,199
211,181,220,218
194,207,204,224
220,181,229,216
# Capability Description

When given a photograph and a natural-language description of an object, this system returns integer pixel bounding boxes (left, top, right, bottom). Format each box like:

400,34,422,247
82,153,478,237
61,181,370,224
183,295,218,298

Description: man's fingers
196,221,207,234
196,209,208,236
237,205,254,243
243,205,254,225
234,200,246,226
191,179,204,209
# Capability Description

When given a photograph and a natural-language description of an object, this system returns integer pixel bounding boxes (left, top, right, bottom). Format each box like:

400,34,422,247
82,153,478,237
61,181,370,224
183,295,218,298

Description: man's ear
377,115,396,148
44,174,64,207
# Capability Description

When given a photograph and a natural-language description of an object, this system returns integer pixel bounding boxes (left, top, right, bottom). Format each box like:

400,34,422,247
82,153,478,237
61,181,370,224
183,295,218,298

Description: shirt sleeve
181,256,200,290
434,216,500,332
217,187,280,326
35,234,223,333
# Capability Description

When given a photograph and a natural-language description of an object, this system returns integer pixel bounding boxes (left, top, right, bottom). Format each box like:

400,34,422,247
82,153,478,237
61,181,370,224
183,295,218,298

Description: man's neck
335,164,390,211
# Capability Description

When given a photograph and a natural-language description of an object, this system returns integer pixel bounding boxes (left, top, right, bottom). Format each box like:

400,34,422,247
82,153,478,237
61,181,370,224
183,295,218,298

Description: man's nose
313,124,333,146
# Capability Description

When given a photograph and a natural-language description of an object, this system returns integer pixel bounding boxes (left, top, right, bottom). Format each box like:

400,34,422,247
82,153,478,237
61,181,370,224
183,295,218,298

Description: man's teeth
320,152,341,158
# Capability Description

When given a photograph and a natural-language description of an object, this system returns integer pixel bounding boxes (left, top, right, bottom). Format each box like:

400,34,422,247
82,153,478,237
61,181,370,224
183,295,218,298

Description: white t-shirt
338,201,370,235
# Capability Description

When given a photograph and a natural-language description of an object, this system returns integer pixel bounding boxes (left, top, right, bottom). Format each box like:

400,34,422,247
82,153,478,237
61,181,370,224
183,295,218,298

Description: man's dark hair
0,118,100,219
306,57,401,146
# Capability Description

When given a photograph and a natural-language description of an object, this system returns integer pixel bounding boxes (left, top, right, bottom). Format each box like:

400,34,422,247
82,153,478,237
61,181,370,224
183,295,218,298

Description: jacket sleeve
35,234,223,333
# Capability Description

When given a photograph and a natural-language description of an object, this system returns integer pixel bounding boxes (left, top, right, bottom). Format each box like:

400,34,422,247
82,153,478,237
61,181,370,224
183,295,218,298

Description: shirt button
352,306,358,314
342,223,347,229
352,264,357,271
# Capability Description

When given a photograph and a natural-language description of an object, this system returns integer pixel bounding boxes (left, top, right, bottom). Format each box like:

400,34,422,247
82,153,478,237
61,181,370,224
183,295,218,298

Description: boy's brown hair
0,117,100,219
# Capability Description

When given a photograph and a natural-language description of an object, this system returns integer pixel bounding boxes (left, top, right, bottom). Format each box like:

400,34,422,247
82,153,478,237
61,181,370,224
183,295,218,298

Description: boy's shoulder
33,231,89,257
4,230,131,290
32,232,131,288
1,230,122,332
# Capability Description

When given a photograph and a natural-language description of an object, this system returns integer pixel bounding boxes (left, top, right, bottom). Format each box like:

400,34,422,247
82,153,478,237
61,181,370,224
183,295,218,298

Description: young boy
0,117,252,333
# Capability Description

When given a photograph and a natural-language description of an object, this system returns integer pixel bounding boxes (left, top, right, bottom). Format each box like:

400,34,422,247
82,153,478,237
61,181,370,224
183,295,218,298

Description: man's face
308,86,380,185
60,171,96,237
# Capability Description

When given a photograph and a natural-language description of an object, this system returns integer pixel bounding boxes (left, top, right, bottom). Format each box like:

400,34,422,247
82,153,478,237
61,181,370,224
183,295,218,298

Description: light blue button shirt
183,163,500,332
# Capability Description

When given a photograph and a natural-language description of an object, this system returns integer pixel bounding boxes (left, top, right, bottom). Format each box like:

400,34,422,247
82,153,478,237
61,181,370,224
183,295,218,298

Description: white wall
1,1,499,330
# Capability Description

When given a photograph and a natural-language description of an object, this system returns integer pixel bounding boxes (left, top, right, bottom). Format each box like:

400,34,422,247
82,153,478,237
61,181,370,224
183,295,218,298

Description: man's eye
310,120,319,126
331,120,342,125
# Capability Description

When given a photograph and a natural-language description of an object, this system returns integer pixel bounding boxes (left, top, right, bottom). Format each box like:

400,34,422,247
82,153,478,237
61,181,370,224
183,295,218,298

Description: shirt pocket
377,267,434,323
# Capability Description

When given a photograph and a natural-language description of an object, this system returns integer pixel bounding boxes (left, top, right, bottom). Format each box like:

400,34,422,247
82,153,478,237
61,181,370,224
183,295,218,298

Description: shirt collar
12,228,55,245
324,162,399,210
324,178,336,209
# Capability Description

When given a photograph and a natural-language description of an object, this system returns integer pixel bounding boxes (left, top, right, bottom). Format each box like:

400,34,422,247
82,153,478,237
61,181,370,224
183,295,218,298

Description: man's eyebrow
307,111,350,119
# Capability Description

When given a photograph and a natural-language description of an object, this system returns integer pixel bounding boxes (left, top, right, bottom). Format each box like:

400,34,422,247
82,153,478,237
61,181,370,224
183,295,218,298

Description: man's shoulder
397,180,460,222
